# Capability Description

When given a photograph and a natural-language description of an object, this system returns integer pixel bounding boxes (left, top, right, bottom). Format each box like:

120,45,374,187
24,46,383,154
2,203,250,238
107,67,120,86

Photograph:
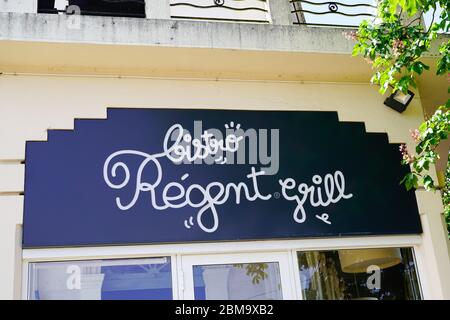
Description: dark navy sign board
23,109,422,248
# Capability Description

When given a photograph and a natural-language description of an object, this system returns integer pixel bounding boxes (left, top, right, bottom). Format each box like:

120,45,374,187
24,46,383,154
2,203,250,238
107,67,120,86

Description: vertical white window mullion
22,261,29,300
170,254,179,300
289,249,303,300
411,245,429,299
176,253,185,300
278,252,296,300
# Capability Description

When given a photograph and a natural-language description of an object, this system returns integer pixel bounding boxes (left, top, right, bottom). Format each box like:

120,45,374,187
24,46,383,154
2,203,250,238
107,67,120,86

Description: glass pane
193,262,282,300
297,248,422,300
28,257,173,300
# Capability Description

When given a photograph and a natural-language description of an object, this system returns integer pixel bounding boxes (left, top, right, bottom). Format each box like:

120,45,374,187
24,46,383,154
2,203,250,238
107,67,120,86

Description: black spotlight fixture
384,89,415,113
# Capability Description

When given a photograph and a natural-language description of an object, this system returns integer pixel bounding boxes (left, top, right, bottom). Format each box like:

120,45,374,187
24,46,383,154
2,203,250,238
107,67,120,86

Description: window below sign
27,257,173,300
193,262,283,300
24,242,424,300
297,247,422,300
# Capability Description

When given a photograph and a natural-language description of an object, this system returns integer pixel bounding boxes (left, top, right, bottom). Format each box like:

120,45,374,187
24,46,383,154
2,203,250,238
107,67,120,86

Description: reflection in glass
298,248,422,300
28,257,173,300
193,262,282,300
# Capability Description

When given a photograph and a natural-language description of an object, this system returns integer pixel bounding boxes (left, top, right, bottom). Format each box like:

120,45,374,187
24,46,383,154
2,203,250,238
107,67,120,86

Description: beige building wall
0,74,449,299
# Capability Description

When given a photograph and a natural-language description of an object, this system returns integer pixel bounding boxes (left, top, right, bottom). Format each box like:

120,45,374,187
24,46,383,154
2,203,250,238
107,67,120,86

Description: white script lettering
103,123,353,232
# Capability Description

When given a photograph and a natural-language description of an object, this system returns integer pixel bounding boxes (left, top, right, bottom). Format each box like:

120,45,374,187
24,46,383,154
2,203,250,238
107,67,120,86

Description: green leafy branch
351,0,449,95
400,105,450,191
443,159,450,237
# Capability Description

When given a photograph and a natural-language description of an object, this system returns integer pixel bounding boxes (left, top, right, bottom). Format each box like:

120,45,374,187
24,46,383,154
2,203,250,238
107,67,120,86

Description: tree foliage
444,160,450,237
349,0,450,237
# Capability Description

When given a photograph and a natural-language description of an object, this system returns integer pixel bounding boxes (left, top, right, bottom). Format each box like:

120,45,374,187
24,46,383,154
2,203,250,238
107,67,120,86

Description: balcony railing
169,0,271,23
31,0,378,27
291,0,376,27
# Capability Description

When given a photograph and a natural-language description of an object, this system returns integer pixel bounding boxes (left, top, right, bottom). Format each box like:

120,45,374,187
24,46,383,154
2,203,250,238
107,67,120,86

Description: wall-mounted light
384,90,415,113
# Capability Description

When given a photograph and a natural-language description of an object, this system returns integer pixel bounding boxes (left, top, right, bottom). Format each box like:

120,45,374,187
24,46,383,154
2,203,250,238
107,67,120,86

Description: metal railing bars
290,0,376,27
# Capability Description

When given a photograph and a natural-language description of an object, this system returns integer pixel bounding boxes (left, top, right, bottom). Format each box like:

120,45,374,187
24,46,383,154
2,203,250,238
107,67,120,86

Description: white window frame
181,251,295,299
22,235,425,300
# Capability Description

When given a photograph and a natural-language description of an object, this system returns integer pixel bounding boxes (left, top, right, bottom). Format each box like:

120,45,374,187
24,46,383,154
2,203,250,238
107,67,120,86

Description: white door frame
180,251,296,300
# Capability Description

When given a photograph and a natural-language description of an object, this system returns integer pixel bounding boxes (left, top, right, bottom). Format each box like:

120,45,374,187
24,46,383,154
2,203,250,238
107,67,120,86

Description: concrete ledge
1,12,447,85
0,12,355,54
1,12,447,55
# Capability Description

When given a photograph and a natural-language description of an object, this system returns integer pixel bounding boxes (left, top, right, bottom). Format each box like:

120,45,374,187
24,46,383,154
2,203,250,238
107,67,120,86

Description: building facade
0,0,449,300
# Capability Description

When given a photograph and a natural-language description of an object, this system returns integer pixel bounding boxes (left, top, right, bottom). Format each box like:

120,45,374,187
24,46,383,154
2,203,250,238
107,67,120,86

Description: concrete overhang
0,13,447,106
0,12,378,82
0,13,447,84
